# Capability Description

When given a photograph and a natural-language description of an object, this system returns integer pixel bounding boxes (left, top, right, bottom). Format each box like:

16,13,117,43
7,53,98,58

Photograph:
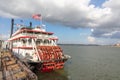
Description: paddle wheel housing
36,46,66,72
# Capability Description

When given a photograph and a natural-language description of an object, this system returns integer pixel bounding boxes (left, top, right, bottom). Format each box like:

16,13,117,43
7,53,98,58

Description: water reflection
36,69,69,80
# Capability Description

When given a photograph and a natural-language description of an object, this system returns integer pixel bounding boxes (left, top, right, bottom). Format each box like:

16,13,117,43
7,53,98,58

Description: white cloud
87,36,95,43
0,0,111,27
0,0,120,40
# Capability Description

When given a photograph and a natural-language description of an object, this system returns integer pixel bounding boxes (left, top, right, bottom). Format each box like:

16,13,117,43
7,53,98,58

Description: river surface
37,45,120,80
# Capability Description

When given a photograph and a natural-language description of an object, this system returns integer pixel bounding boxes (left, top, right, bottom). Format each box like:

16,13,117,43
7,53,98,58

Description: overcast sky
0,0,120,45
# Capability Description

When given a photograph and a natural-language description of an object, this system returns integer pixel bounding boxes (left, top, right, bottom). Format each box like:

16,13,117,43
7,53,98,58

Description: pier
0,49,38,80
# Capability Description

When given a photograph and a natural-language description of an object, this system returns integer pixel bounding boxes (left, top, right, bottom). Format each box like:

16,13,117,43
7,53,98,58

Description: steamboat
7,18,71,72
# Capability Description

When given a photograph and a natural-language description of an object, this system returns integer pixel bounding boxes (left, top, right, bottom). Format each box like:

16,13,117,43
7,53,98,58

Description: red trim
12,28,54,37
13,47,33,49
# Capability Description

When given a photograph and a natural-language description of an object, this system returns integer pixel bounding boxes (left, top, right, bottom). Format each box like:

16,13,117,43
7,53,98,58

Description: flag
32,14,42,20
16,24,23,27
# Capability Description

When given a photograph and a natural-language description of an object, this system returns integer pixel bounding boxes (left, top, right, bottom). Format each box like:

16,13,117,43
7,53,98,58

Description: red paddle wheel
36,46,65,72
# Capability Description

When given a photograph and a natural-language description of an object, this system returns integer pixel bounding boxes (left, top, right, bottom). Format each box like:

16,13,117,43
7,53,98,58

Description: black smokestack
10,19,14,38
30,22,32,28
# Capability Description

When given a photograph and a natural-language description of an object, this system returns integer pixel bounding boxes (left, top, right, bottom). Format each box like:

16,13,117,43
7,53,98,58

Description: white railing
51,40,57,46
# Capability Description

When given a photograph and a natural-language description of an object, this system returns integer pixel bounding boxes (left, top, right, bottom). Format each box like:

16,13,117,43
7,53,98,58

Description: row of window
13,38,55,45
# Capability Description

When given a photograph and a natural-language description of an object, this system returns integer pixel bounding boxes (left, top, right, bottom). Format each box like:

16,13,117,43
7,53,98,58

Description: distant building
114,43,120,47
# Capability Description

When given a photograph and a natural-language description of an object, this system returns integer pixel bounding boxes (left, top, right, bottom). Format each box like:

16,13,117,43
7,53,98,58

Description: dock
0,49,38,80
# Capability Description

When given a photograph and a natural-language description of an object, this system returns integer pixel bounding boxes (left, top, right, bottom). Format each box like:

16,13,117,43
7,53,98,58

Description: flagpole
41,18,42,26
40,16,43,26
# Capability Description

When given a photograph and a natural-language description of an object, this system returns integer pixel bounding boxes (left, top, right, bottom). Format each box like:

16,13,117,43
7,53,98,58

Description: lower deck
12,45,70,72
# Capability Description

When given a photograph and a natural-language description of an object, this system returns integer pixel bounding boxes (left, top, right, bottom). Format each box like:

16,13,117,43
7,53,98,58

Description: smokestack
30,22,32,28
10,19,14,38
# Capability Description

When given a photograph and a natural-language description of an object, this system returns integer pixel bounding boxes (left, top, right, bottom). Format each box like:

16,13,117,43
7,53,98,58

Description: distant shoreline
58,44,100,46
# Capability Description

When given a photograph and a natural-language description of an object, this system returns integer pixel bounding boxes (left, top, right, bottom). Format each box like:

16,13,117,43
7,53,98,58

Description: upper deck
8,26,58,42
12,26,54,37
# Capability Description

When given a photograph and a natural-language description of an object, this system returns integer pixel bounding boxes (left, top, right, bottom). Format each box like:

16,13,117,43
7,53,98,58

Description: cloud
92,28,120,39
87,36,95,43
0,0,120,39
91,0,120,39
0,0,111,27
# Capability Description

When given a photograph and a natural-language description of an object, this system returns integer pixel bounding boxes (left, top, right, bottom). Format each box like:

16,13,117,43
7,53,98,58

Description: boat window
22,39,27,44
44,39,49,44
36,39,42,45
28,38,32,44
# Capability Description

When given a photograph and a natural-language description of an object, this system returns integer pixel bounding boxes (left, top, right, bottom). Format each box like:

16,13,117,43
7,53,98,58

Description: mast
9,19,14,52
10,19,14,38
30,22,32,28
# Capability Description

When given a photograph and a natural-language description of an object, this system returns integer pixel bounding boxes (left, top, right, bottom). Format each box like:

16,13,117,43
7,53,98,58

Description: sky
0,0,120,45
